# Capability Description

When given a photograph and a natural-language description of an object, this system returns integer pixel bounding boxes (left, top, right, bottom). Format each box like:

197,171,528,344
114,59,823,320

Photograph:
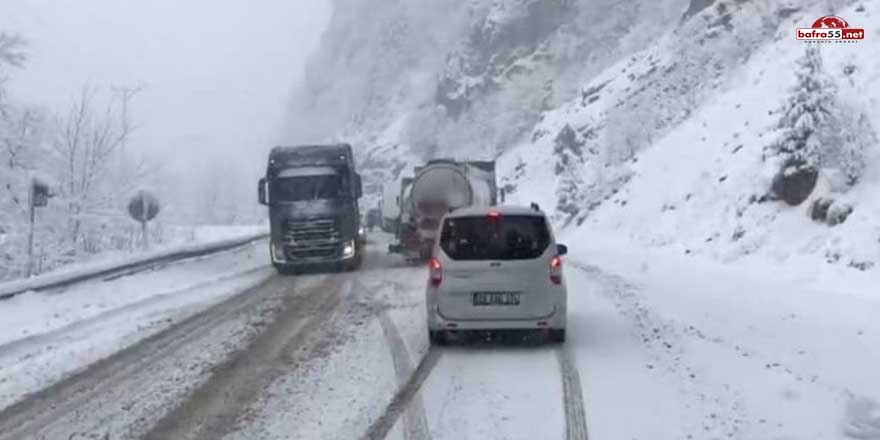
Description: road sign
31,180,50,207
128,190,160,222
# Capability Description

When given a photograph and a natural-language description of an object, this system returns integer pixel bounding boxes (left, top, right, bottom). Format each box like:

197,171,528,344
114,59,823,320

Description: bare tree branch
51,83,145,248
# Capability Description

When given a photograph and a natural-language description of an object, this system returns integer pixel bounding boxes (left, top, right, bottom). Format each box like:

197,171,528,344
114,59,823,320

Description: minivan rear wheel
548,329,566,344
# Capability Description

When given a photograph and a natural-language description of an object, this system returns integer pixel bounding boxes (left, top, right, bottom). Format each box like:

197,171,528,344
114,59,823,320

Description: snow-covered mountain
284,0,687,185
286,0,880,272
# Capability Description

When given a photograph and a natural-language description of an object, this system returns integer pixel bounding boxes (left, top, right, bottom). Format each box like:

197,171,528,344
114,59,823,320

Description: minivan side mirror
556,243,568,256
258,178,268,205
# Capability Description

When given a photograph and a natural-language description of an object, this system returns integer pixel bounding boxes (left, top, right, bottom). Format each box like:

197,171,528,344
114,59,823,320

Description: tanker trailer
388,159,498,259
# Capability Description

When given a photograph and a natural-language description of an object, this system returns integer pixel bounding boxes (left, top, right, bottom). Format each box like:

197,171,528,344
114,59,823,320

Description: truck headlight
271,242,286,262
342,240,356,258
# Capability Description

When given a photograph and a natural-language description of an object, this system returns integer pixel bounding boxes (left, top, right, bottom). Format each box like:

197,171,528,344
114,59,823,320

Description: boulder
827,203,854,226
770,163,818,206
809,197,854,226
810,198,833,222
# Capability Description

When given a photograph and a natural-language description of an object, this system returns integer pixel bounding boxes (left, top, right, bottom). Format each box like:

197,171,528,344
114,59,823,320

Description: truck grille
286,245,337,259
284,218,340,242
282,217,341,260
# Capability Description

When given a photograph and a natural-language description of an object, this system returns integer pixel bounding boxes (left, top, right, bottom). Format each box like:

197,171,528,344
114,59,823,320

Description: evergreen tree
767,46,871,188
769,46,837,171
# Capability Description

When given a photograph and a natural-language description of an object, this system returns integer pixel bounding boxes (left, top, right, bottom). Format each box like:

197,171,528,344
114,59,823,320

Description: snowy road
0,233,877,439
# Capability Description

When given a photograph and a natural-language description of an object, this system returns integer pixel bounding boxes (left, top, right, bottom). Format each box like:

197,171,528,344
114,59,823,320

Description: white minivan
425,205,568,345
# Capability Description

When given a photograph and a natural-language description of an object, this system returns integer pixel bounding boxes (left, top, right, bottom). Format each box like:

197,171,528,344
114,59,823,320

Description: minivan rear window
439,215,551,260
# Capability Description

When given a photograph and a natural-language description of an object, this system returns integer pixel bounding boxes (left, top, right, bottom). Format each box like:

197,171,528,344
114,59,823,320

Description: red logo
797,15,864,41
811,15,849,28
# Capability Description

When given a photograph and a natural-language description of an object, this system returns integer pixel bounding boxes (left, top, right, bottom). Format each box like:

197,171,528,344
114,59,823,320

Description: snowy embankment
0,236,273,412
564,238,880,439
0,224,268,299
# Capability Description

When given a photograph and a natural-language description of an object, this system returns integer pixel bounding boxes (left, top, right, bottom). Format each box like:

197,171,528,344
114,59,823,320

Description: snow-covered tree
47,85,155,257
553,124,588,220
766,46,872,190
0,34,37,278
768,47,836,167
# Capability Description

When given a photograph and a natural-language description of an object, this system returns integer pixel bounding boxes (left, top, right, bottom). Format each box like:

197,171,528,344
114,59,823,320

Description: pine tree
770,46,837,171
767,46,871,190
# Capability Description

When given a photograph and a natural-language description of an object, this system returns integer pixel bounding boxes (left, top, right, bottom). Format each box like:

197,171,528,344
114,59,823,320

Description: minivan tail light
429,258,442,287
550,255,563,285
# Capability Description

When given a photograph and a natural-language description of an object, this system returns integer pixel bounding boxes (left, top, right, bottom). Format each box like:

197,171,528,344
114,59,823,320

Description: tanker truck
388,159,499,260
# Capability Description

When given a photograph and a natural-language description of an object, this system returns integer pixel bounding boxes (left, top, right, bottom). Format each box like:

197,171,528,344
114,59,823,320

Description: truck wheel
345,254,363,272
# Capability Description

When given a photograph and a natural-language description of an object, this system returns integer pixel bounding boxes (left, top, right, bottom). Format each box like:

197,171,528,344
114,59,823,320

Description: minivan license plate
473,292,520,306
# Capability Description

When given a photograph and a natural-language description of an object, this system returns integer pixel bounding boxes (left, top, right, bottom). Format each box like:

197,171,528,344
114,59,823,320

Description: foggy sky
1,0,331,176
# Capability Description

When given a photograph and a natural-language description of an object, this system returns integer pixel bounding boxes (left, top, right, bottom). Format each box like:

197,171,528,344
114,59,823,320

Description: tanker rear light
429,258,442,287
487,211,502,223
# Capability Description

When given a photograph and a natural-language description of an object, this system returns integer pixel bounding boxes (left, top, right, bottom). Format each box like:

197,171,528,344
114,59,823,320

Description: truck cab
258,144,363,273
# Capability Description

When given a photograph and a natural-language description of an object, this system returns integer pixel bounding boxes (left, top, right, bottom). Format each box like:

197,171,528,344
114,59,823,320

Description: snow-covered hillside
506,1,880,275
288,0,879,276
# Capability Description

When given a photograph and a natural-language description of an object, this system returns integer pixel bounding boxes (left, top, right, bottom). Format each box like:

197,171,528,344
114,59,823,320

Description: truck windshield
270,174,347,202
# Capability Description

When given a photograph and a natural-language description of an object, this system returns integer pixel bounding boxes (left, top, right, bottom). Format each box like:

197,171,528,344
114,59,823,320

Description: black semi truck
258,144,364,273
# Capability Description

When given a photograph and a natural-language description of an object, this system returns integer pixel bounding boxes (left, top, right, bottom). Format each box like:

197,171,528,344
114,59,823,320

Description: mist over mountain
285,0,799,184
284,0,685,176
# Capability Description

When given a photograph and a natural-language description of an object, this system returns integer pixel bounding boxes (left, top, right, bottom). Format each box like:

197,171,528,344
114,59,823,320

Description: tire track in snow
143,278,350,440
556,348,589,440
377,311,432,440
0,274,301,440
362,347,442,440
573,262,847,399
0,265,268,361
568,261,748,438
